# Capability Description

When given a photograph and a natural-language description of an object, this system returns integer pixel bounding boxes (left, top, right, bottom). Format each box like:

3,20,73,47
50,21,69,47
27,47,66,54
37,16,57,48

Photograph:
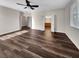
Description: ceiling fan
16,0,39,10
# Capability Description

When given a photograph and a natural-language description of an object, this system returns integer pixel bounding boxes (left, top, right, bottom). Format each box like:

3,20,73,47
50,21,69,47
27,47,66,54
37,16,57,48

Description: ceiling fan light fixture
16,0,39,10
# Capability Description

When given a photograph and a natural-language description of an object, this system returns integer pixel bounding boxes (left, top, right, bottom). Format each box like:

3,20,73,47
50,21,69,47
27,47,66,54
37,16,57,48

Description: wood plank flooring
0,28,79,58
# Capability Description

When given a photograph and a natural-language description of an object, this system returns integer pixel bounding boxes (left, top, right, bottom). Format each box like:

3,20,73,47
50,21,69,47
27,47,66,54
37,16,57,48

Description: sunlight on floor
44,27,53,41
0,30,28,40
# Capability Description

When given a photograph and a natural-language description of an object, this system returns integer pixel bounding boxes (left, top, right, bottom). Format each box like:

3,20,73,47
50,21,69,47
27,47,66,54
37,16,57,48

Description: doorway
45,17,51,31
43,15,56,41
44,15,56,32
44,16,53,41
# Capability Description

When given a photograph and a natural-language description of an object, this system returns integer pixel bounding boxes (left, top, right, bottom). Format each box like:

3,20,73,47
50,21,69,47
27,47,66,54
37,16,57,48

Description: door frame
43,15,56,32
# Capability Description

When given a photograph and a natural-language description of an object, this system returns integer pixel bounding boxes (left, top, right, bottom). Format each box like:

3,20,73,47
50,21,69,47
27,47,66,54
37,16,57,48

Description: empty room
0,0,79,58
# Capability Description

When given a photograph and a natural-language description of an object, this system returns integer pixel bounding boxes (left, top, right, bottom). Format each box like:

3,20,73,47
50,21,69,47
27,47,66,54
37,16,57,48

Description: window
70,1,79,29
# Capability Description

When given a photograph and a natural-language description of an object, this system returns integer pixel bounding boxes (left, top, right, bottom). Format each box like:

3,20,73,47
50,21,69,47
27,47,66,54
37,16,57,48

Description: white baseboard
65,33,79,50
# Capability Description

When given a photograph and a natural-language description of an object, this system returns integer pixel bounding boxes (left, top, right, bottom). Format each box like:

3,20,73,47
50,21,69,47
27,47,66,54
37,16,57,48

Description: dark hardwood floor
0,27,79,58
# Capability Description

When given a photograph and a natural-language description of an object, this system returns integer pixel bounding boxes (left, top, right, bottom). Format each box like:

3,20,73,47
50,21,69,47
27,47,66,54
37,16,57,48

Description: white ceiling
0,0,71,13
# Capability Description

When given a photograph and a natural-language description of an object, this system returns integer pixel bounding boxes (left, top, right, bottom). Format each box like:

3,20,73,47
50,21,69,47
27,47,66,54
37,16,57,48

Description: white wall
31,9,65,32
19,12,32,29
19,12,27,27
23,12,32,28
21,16,27,26
27,17,32,28
0,6,20,35
32,13,45,31
43,9,65,32
64,0,79,49
45,18,51,23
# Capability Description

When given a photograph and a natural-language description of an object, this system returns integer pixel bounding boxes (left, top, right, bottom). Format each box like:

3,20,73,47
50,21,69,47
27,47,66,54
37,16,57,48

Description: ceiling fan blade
26,0,35,4
31,5,39,7
30,7,34,10
24,7,27,9
16,3,26,6
26,0,30,4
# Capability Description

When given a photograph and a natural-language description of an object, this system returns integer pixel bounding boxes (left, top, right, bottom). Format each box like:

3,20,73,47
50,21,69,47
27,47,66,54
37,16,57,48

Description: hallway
44,24,52,41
